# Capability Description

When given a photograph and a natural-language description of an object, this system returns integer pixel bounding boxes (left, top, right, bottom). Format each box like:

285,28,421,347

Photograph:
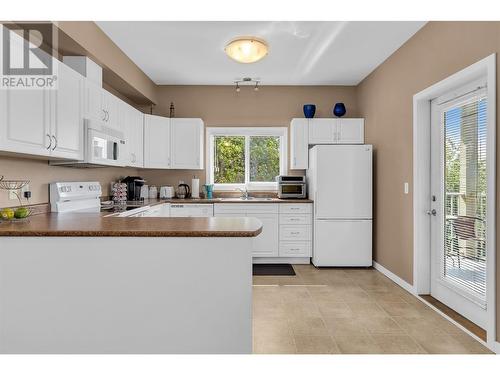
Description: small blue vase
303,104,316,118
333,103,346,117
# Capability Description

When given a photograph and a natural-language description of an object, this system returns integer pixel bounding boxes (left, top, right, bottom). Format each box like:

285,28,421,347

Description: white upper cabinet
305,118,364,145
85,81,105,124
170,118,204,169
308,119,335,144
336,118,364,144
143,115,204,170
121,102,144,168
85,83,121,131
102,90,121,131
0,58,84,159
51,61,85,160
0,87,51,157
290,118,309,169
144,114,171,169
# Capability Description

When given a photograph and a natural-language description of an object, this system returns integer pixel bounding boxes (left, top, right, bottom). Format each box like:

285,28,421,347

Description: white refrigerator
307,145,373,267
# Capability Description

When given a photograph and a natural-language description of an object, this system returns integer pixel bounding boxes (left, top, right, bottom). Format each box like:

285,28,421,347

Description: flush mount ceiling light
225,37,268,64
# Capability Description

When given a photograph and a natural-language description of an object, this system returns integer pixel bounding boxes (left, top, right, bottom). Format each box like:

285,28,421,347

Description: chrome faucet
237,186,249,199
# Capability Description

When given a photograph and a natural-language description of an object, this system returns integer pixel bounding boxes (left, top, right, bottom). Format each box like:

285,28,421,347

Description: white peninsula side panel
0,236,252,354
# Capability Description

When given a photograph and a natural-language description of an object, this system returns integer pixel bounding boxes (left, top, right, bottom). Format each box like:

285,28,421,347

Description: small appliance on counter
176,181,191,199
149,185,158,199
159,186,175,199
277,175,306,199
50,182,102,213
122,176,146,201
140,184,149,200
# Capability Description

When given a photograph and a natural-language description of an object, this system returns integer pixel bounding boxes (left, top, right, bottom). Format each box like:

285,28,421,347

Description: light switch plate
404,182,409,194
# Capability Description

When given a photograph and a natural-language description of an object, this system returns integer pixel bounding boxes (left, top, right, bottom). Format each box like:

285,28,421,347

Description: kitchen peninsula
0,214,262,354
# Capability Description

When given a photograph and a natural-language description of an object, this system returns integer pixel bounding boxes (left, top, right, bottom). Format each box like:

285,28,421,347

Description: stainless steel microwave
277,176,307,199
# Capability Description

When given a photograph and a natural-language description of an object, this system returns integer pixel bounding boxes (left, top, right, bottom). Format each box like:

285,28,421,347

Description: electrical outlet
8,190,19,200
8,184,29,201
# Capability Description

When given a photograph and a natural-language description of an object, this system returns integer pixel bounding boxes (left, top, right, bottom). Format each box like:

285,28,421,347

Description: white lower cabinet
214,203,312,261
279,204,313,258
214,204,279,257
251,213,279,257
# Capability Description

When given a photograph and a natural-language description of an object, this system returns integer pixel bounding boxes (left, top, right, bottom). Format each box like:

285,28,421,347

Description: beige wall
141,85,358,187
356,21,500,339
0,156,139,207
56,21,158,104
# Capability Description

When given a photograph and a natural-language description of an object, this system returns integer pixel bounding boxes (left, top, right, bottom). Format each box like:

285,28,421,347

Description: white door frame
413,54,496,349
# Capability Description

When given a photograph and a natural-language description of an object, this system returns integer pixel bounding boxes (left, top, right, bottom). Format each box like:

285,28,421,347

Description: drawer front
279,204,312,214
280,225,311,241
279,241,311,257
214,203,278,215
280,214,311,225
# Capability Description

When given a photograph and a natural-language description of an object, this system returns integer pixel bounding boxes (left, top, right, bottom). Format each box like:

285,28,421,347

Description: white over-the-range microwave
51,120,126,167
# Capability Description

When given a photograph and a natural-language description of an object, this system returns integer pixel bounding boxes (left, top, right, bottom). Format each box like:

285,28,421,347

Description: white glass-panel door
430,86,488,328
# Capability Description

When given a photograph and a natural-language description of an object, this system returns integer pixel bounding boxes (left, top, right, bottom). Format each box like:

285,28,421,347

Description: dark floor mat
253,264,296,276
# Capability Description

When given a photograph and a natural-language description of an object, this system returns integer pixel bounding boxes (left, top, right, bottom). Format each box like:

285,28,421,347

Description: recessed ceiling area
96,21,425,86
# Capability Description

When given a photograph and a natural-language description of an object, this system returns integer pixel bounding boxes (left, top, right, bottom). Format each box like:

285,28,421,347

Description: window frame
206,127,288,191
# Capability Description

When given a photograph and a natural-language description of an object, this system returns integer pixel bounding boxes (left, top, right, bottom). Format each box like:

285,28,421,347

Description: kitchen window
206,127,287,191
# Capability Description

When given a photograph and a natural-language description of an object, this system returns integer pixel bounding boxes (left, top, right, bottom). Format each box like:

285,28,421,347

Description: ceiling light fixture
225,37,268,64
234,77,261,93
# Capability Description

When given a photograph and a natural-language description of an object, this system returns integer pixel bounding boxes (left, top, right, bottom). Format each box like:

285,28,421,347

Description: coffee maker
122,176,146,201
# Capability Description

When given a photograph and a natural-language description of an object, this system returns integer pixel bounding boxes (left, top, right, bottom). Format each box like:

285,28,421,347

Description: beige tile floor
252,265,493,354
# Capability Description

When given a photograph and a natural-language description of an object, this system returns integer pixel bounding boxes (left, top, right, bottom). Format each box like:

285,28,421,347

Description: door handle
426,209,437,216
46,134,52,150
51,135,57,150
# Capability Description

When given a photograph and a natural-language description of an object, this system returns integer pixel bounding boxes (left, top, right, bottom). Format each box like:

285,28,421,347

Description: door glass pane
249,136,280,182
443,97,487,302
214,136,245,184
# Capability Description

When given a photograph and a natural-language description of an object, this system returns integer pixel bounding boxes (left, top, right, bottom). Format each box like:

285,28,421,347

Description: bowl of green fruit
0,206,32,222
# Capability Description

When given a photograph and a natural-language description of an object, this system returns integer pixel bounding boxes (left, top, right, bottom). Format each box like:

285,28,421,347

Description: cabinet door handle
52,135,57,150
102,109,106,121
290,218,300,221
290,231,300,235
105,110,109,122
46,134,52,150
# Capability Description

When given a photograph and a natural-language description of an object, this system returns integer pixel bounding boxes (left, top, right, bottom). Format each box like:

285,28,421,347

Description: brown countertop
129,198,314,205
0,213,263,237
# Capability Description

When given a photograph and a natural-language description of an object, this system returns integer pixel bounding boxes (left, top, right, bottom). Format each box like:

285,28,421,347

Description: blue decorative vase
333,103,346,117
303,104,316,118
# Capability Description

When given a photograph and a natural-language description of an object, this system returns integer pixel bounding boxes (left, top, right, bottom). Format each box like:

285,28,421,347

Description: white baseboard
373,261,416,294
